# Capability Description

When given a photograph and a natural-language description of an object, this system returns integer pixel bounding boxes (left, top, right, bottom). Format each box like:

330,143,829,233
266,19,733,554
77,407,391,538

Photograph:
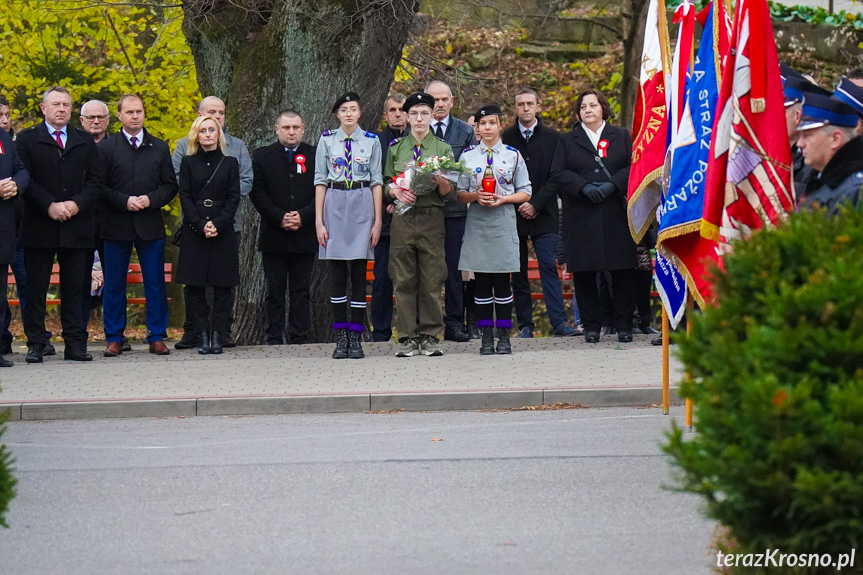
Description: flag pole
662,305,670,415
658,0,672,72
685,295,694,431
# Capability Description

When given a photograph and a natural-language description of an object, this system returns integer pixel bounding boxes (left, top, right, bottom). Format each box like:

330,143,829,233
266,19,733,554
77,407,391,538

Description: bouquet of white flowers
389,155,466,215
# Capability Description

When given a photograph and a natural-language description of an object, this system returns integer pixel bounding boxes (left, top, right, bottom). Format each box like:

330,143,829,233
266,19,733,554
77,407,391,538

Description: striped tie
413,143,421,162
344,137,353,188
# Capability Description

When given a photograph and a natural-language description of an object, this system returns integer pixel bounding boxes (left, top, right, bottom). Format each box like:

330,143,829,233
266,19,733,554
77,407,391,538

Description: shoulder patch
505,145,518,152
389,137,402,147
464,144,477,153
322,129,336,137
364,131,378,139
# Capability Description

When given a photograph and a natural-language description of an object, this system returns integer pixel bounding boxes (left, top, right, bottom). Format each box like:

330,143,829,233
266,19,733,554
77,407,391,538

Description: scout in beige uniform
384,92,455,357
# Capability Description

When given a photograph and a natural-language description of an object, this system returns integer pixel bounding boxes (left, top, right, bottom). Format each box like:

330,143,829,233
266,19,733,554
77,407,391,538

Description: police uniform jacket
0,128,29,264
501,120,561,237
99,128,178,242
802,135,863,216
792,144,816,204
553,122,637,273
16,123,106,250
250,141,318,254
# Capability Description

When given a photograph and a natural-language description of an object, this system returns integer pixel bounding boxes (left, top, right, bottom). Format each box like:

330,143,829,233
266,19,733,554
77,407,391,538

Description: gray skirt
458,203,520,273
319,185,374,260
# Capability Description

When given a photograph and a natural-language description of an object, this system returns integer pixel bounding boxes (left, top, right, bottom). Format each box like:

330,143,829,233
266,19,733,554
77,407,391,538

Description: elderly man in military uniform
384,92,455,357
797,93,863,214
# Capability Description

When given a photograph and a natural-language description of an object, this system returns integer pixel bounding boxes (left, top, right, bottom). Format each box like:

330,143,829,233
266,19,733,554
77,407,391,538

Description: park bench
7,263,173,306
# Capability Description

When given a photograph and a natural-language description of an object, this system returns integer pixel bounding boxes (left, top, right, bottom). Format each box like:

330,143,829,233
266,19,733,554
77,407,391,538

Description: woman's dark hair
575,89,612,122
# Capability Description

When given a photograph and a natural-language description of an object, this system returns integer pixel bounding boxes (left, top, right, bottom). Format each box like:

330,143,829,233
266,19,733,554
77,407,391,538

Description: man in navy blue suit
0,121,30,366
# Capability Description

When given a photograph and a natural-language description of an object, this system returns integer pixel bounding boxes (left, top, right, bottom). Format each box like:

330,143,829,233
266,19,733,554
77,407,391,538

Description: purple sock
332,322,349,330
477,319,494,328
348,323,365,332
495,319,512,329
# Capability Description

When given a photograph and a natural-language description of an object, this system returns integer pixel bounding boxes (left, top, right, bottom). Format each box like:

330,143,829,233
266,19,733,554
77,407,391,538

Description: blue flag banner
660,3,719,240
654,250,687,329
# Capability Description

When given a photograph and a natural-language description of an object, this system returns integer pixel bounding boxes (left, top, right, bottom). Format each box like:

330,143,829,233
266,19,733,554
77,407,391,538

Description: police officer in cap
797,92,863,215
784,78,830,202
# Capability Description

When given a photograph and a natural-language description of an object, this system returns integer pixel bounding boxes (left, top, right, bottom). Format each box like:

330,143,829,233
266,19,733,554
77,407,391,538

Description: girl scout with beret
457,104,532,355
314,92,383,359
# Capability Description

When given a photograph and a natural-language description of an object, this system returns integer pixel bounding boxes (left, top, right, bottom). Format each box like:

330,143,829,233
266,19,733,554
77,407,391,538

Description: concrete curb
0,387,682,421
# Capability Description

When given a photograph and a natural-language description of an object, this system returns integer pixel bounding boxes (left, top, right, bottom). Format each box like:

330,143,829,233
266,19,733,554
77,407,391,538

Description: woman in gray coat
457,105,532,355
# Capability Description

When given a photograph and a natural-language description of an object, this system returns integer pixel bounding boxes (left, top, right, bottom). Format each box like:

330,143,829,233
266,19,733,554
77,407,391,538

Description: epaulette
364,131,378,139
389,137,402,147
505,145,518,152
464,144,477,153
322,129,336,137
435,136,447,143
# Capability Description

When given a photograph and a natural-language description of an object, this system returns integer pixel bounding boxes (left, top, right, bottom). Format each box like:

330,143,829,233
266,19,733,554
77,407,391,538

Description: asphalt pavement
0,407,715,574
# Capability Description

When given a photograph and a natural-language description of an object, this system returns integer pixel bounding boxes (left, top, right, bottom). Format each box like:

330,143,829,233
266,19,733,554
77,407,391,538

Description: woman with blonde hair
176,116,241,354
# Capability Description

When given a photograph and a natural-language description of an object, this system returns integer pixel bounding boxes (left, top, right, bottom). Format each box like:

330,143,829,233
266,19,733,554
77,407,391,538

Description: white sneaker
395,339,420,357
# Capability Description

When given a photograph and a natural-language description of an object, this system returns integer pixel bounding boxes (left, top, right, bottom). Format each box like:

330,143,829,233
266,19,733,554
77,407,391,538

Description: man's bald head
198,96,226,128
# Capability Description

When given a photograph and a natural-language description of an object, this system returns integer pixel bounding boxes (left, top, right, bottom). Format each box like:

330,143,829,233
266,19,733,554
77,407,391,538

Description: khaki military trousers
389,207,447,341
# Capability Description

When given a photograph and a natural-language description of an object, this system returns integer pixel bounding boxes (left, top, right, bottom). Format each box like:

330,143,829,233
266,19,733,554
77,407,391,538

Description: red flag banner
628,0,671,243
701,0,794,247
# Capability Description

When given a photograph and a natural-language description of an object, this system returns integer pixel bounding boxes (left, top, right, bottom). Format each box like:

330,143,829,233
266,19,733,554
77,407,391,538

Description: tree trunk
620,0,650,130
181,0,421,344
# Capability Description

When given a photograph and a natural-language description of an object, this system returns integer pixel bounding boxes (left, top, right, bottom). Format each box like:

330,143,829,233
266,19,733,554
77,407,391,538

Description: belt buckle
203,199,213,207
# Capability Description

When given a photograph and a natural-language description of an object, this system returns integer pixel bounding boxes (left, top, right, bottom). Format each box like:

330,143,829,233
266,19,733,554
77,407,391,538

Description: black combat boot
198,330,212,355
496,328,512,355
332,329,349,359
347,330,365,359
479,326,496,356
210,332,225,354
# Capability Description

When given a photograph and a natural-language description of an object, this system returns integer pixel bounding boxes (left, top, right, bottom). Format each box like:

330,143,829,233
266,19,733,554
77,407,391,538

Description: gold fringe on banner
626,166,664,242
701,220,720,241
657,244,710,309
657,221,704,245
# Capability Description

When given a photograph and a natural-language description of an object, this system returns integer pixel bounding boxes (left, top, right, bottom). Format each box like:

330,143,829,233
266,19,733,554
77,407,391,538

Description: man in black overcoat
15,86,105,363
249,110,318,345
502,88,579,338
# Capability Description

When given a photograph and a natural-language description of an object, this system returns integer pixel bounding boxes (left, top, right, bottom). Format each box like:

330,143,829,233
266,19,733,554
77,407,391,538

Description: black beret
332,92,361,113
475,104,502,119
402,92,435,114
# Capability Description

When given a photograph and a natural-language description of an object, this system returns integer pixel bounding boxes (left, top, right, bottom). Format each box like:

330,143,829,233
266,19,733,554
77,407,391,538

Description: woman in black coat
177,116,241,354
554,89,637,343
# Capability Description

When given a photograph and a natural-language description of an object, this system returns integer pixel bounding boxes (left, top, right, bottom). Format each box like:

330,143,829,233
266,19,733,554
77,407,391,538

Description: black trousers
635,269,654,328
329,259,367,328
572,269,636,333
443,216,466,329
185,285,233,334
23,247,89,349
370,235,393,342
0,264,7,344
262,252,315,344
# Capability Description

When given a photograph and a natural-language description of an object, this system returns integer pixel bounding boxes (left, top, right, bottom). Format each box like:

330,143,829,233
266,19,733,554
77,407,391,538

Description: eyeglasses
408,111,432,119
82,115,108,121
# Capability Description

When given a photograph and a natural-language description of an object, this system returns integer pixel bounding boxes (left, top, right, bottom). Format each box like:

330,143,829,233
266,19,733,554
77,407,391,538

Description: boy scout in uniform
384,92,455,357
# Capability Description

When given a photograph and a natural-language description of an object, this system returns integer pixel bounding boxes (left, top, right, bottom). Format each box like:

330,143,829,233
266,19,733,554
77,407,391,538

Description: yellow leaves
0,2,199,145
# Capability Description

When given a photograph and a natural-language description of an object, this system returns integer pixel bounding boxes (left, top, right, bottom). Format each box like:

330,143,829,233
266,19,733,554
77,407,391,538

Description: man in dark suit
425,80,477,342
99,94,178,357
502,88,579,338
0,123,30,367
16,86,105,362
372,93,407,342
249,110,317,345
